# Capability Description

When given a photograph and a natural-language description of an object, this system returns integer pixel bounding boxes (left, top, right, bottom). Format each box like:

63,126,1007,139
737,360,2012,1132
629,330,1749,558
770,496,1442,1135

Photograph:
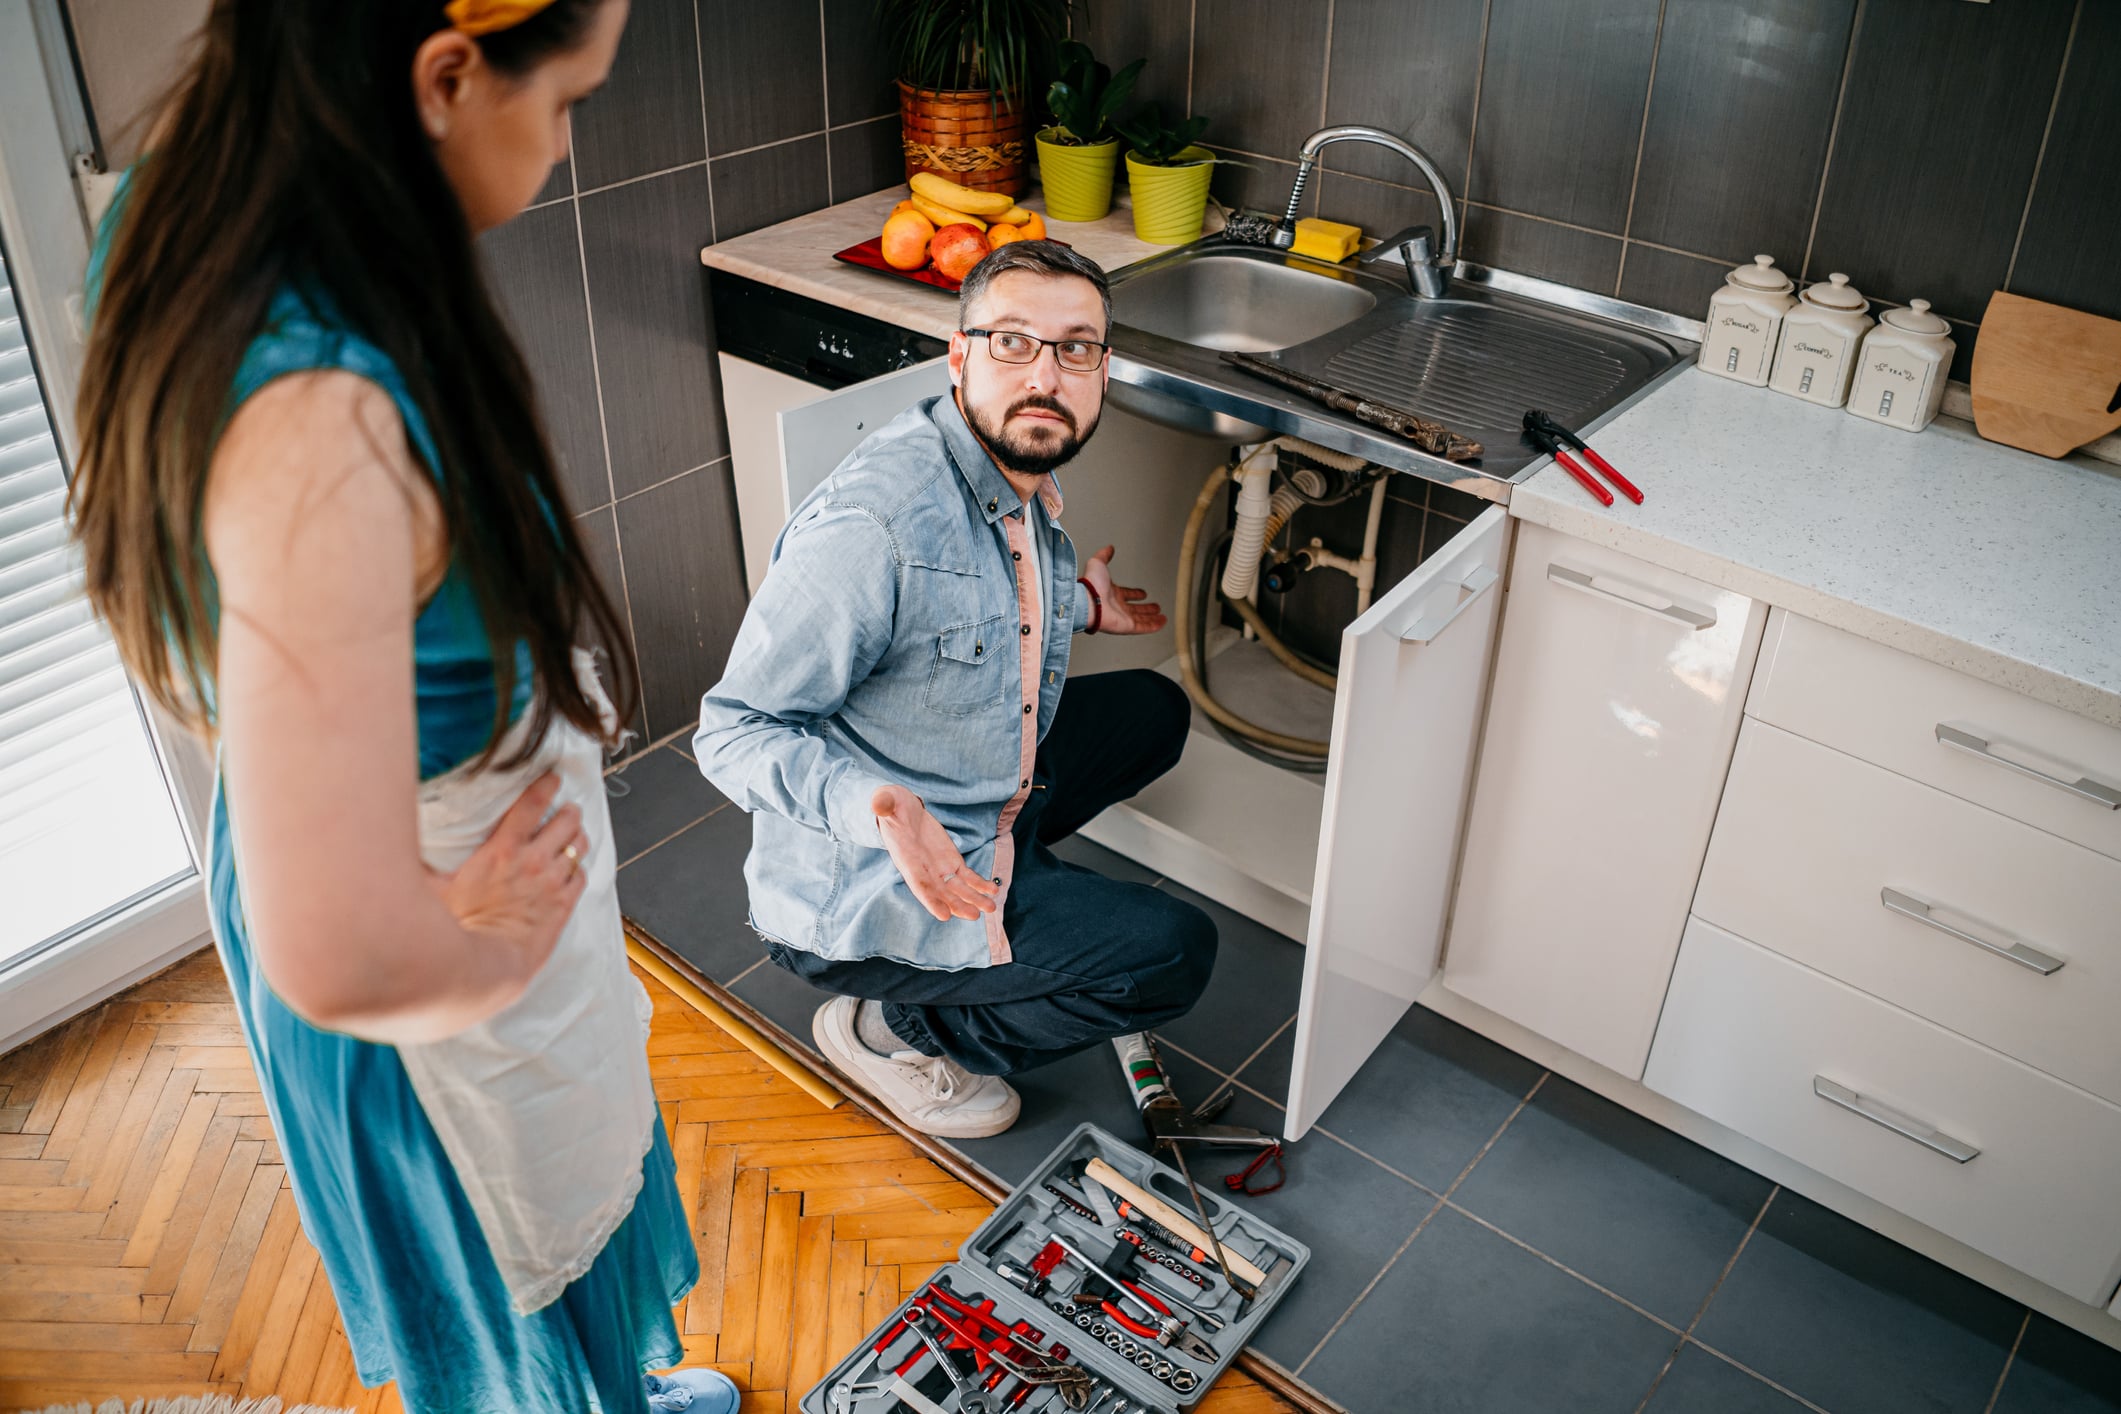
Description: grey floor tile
1149,883,1304,1075
1047,834,1163,888
1643,1344,1811,1413
1311,1004,1543,1191
1993,1315,2121,1414
948,1045,1223,1189
1299,1206,1677,1413
1449,1076,1773,1326
1230,1020,1293,1109
606,745,726,865
728,952,829,1048
616,801,762,984
1691,1191,2022,1414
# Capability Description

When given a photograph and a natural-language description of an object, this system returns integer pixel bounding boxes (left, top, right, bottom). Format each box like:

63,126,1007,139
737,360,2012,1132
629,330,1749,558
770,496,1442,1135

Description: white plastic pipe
1220,443,1278,602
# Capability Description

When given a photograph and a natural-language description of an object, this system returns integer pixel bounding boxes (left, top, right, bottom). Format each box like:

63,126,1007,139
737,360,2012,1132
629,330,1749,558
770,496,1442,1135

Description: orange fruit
1018,212,1047,241
986,222,1028,250
889,199,918,219
880,210,935,270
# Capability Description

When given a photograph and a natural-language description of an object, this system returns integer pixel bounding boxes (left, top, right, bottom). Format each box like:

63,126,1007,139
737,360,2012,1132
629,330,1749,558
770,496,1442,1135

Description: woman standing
71,3,734,1410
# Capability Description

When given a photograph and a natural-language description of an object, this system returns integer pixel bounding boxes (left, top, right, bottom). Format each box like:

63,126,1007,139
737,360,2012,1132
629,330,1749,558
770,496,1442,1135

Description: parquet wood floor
0,950,1288,1414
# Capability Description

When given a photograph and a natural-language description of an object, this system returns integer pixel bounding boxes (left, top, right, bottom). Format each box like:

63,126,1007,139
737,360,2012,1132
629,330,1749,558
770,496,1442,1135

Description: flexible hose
1220,445,1277,602
1176,462,1332,758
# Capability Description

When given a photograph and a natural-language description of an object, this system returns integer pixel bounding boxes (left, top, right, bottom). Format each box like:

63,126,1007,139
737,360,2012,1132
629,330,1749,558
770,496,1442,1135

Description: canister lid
1800,272,1868,311
1880,298,1951,335
1726,254,1793,293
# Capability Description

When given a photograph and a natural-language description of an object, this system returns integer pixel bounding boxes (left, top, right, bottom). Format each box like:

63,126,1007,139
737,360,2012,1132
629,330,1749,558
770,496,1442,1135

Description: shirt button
1012,550,1021,561
987,498,998,512
1023,704,1033,714
1020,624,1030,636
993,876,1002,886
1021,778,1029,788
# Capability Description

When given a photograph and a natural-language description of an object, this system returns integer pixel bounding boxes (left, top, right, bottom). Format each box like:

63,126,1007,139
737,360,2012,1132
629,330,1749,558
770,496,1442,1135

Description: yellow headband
445,0,560,38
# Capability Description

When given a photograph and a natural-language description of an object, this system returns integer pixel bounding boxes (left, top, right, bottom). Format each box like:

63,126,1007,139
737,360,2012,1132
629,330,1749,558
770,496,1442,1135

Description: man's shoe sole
812,1002,1020,1140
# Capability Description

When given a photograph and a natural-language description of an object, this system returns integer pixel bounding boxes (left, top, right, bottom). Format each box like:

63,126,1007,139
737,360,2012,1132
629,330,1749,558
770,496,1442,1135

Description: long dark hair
72,0,636,767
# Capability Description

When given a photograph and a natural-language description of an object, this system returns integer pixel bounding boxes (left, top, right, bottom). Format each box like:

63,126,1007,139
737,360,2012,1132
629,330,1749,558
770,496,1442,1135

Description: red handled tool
1525,410,1644,504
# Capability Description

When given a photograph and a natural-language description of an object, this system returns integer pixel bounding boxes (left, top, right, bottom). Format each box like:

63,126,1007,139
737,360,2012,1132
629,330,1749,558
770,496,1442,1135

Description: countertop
700,187,1177,340
1513,367,2121,728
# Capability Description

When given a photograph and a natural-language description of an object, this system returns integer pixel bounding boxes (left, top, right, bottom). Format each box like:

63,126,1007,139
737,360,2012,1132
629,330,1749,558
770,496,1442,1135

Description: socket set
801,1124,1309,1414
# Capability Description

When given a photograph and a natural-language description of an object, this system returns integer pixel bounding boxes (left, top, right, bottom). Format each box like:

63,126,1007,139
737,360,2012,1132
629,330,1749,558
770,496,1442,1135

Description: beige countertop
699,186,1181,338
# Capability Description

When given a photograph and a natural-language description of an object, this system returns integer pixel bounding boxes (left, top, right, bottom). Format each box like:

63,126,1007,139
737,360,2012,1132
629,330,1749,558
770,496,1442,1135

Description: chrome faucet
1274,125,1459,299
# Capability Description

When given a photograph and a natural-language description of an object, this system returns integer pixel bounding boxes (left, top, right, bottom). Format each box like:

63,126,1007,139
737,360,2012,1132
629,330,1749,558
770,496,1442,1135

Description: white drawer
1696,721,2121,1104
1747,612,2121,861
1646,919,2121,1305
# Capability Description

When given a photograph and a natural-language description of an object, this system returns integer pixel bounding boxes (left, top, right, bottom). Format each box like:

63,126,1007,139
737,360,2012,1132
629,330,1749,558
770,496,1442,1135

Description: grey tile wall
472,1,909,749
1079,0,2111,331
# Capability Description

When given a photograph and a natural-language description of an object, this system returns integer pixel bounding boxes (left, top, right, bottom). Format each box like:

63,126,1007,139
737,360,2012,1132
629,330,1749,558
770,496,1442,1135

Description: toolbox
800,1122,1310,1414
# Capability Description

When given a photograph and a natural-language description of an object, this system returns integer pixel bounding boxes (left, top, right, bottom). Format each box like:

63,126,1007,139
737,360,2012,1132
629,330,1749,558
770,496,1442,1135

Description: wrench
905,1305,999,1414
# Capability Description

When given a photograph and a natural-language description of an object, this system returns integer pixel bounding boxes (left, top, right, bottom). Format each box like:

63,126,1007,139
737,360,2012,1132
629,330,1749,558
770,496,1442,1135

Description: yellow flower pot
1036,130,1120,222
1125,146,1215,245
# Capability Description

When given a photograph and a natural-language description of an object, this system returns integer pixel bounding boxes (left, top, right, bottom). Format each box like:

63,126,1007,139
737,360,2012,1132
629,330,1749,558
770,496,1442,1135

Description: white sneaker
812,996,1021,1139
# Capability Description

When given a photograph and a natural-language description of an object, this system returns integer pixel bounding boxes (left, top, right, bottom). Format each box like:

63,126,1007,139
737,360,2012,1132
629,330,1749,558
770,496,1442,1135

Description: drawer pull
1400,564,1499,644
1813,1077,1980,1163
1934,723,2121,811
1545,563,1716,630
1879,887,2066,976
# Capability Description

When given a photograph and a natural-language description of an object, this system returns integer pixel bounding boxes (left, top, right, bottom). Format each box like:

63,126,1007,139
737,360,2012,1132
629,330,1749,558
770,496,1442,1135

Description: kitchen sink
1109,251,1377,354
1104,240,1700,494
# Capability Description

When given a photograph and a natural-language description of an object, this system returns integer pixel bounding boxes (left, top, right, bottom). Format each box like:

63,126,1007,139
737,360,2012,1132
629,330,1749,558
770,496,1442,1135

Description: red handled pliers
1523,410,1644,505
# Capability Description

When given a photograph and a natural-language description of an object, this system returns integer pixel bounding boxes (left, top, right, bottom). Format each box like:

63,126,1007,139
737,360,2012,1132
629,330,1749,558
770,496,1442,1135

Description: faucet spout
1274,124,1458,297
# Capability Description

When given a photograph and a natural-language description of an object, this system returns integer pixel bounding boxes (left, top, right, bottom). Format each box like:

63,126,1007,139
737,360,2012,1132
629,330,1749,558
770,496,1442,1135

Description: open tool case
802,1123,1311,1414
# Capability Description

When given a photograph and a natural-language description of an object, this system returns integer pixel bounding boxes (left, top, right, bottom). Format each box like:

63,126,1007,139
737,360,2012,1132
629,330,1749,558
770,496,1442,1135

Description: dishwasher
708,271,947,591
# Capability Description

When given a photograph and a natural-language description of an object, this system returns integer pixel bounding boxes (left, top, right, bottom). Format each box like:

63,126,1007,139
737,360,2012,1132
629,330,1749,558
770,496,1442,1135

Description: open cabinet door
1284,506,1512,1139
777,359,952,513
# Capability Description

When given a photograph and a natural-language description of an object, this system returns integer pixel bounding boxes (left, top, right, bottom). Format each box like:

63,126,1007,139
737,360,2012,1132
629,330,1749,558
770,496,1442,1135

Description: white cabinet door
1441,522,1766,1078
1284,507,1512,1140
778,359,951,519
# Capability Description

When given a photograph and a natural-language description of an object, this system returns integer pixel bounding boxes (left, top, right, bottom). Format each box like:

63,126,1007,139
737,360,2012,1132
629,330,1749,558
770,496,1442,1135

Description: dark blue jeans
766,670,1218,1076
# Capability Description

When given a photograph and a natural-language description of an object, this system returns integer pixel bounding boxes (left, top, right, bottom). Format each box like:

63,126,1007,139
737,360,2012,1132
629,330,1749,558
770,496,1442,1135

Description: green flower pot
1125,146,1215,245
1035,129,1121,222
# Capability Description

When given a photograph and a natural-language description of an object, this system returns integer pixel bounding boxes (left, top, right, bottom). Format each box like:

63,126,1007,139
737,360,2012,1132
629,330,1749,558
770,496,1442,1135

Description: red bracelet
1077,577,1102,634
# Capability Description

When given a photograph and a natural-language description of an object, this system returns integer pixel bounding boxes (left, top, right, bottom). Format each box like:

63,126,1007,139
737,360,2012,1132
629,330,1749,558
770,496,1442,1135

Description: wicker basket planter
898,81,1031,198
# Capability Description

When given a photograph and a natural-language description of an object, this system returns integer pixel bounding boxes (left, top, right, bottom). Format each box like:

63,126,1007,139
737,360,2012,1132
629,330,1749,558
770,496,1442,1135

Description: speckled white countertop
1514,367,2121,727
700,186,1180,340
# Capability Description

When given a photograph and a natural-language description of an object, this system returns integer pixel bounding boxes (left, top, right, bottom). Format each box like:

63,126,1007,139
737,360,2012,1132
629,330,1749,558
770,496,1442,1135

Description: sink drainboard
1321,304,1652,435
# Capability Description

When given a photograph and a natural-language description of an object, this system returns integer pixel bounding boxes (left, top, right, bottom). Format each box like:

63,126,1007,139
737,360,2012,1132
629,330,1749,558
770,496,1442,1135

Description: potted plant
1034,41,1144,223
1115,104,1216,245
877,0,1070,199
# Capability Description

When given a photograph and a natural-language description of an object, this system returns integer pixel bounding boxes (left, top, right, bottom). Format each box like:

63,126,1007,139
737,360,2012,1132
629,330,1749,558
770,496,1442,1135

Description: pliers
1523,410,1644,505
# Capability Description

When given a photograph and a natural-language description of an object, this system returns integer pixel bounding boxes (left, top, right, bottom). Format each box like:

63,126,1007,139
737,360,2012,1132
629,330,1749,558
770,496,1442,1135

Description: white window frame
0,0,213,1053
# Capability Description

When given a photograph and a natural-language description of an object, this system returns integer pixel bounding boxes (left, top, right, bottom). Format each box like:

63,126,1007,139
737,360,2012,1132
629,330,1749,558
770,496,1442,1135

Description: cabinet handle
1399,564,1499,644
1933,723,2121,810
1545,563,1716,630
1879,887,2065,976
1813,1077,1980,1163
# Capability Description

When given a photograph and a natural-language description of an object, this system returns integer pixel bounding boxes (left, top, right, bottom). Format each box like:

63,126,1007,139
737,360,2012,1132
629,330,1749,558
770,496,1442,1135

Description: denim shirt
694,393,1092,971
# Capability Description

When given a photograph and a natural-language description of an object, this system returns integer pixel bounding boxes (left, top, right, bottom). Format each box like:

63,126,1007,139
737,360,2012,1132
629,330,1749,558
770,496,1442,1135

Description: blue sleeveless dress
90,192,698,1413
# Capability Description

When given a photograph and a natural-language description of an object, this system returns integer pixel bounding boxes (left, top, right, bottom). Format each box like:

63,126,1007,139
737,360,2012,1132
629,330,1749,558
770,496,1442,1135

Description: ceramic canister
1699,255,1796,386
1769,273,1874,408
1846,299,1956,432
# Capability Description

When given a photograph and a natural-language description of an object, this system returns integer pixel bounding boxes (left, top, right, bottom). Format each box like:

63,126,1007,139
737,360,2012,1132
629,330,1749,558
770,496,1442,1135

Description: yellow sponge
1290,217,1362,262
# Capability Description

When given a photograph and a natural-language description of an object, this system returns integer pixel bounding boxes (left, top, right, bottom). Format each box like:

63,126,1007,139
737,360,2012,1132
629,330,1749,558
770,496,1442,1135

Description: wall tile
1806,0,2075,321
1081,0,1195,118
711,135,833,241
570,0,707,191
533,156,572,209
1273,490,1424,664
1314,173,1447,247
1191,0,1330,158
2007,2,2121,323
1619,242,1729,320
1629,0,1855,264
1320,0,1487,196
829,118,904,204
574,504,648,743
1461,205,1623,293
481,203,611,514
823,0,897,126
578,165,725,499
1469,0,1662,232
1209,151,1302,220
615,462,749,741
700,0,827,155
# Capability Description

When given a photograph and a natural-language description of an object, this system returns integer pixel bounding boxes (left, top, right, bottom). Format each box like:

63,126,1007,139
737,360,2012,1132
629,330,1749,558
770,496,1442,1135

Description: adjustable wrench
905,1305,1000,1414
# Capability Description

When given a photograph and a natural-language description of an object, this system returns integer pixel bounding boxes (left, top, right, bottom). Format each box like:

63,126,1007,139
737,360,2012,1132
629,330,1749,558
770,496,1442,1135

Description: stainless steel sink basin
1109,252,1377,353
1104,240,1701,495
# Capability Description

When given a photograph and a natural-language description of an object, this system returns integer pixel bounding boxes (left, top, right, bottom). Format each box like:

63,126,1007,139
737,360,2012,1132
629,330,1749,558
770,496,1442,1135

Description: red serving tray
832,235,1073,293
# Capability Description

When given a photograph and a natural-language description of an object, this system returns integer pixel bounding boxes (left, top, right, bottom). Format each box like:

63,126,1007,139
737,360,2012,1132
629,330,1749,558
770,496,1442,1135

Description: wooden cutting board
1971,291,2121,457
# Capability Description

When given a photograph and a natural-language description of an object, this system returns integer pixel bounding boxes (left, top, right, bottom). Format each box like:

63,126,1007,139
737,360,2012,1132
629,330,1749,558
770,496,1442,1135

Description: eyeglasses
962,328,1110,373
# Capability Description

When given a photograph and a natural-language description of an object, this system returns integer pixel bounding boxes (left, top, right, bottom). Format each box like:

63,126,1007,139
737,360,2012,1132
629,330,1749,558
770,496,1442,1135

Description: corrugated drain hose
1175,461,1332,758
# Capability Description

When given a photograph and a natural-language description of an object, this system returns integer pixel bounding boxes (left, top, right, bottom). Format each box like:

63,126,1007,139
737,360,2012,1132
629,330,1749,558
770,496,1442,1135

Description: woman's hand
872,784,1001,922
427,771,588,979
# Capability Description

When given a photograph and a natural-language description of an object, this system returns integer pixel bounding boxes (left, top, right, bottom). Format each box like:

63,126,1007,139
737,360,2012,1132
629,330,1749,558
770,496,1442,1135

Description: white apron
397,648,657,1315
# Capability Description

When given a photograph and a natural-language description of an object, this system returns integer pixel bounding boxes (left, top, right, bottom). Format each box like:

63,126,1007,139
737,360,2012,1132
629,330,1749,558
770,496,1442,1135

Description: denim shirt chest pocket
926,611,1011,715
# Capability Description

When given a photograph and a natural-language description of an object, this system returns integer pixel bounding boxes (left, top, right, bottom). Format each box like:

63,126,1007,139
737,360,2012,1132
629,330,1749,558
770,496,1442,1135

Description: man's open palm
1082,546,1166,635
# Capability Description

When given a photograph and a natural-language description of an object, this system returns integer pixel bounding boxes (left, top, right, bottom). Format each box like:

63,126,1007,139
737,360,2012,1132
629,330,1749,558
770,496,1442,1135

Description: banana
909,193,987,231
909,172,1015,217
990,206,1034,226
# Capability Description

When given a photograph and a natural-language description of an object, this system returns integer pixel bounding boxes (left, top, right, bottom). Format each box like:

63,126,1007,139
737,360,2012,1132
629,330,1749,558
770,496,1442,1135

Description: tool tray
801,1122,1310,1414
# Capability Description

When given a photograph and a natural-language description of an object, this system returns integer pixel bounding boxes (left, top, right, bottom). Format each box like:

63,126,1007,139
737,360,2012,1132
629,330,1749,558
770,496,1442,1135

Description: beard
965,391,1101,479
